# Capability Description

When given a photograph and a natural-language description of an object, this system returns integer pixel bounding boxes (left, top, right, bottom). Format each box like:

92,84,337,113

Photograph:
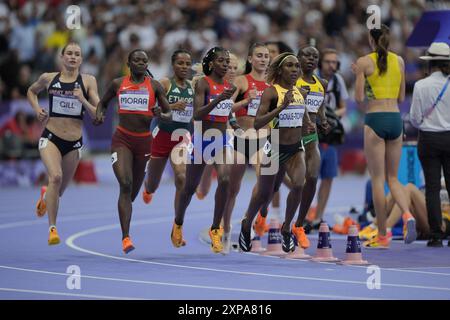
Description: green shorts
302,132,319,146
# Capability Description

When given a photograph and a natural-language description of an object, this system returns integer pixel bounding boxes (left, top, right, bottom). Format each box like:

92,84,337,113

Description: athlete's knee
174,173,186,190
290,181,304,194
217,174,230,189
48,172,63,186
305,175,318,185
119,178,133,194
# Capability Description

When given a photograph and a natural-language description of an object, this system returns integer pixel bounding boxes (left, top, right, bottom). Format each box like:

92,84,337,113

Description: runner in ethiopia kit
220,43,271,254
27,42,100,246
142,50,194,217
94,49,172,254
172,47,237,254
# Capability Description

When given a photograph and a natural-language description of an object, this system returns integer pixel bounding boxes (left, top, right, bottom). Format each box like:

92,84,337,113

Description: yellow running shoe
171,222,186,247
358,224,378,241
292,224,310,249
363,235,390,249
253,212,269,237
142,189,153,204
122,236,135,254
209,228,223,253
36,186,47,217
48,226,60,245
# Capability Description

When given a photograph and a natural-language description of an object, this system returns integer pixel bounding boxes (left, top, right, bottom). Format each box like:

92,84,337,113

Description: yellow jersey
270,84,306,128
365,51,401,100
296,75,325,113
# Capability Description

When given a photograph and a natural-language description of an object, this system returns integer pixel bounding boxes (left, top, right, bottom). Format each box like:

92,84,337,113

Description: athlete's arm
353,57,366,104
317,78,331,134
254,87,283,130
27,73,53,122
76,74,100,119
231,76,250,112
93,78,120,125
152,79,172,122
193,77,235,120
397,56,406,104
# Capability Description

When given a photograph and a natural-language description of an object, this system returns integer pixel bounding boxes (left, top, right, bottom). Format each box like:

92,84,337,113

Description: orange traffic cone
285,233,311,259
339,225,369,265
260,218,286,257
250,236,266,253
312,223,339,262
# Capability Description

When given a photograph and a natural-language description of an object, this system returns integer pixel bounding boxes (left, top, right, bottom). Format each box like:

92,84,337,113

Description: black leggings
417,130,450,240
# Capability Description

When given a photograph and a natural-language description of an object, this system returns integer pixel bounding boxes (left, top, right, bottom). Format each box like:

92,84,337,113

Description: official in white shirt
410,42,450,247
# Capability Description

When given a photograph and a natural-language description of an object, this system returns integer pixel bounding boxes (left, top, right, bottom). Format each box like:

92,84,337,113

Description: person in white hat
410,42,450,247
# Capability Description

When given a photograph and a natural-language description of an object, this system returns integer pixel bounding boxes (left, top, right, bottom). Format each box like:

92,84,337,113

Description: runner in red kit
94,49,172,254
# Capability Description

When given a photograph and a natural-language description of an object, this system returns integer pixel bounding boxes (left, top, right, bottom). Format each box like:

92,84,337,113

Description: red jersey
117,76,155,116
202,76,233,123
235,74,270,118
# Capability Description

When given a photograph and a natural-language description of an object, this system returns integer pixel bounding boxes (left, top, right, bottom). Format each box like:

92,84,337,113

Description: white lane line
65,220,450,292
0,208,208,230
0,287,144,300
0,265,376,300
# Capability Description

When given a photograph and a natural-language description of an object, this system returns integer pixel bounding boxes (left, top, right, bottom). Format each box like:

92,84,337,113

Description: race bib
119,90,149,112
38,138,48,150
172,104,193,123
304,92,324,113
278,105,305,128
152,126,160,138
52,95,83,116
263,140,272,155
247,98,261,116
209,98,233,117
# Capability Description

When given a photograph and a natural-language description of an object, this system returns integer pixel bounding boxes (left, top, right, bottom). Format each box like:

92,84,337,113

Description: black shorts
39,128,83,157
266,139,304,166
233,135,268,161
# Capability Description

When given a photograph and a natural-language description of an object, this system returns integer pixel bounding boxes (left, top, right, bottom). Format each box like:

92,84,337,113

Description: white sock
49,225,56,232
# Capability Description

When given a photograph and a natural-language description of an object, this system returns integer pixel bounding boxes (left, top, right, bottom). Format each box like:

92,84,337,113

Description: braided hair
202,47,229,76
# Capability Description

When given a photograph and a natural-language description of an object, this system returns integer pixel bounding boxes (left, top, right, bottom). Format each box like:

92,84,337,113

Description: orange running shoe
209,228,223,253
292,224,310,249
142,188,153,204
36,186,47,217
48,226,60,245
363,234,390,249
253,212,269,237
122,236,135,254
171,222,186,247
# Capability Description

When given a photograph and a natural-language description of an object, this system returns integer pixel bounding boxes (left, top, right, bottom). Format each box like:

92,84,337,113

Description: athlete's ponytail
370,24,390,75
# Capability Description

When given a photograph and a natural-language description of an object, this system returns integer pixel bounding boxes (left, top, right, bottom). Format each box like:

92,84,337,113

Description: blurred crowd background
0,0,449,162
